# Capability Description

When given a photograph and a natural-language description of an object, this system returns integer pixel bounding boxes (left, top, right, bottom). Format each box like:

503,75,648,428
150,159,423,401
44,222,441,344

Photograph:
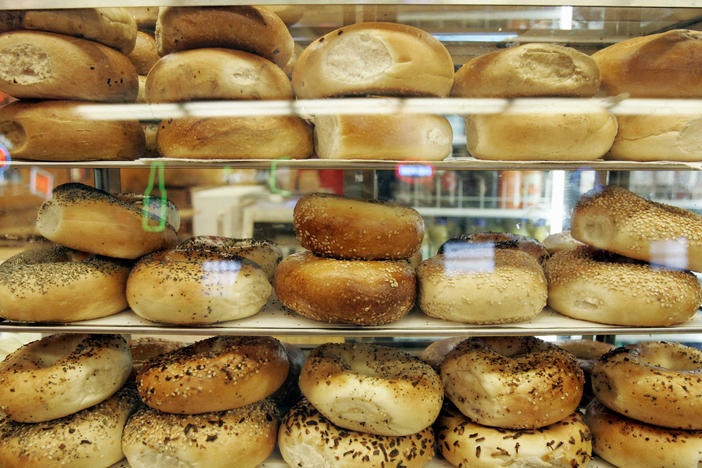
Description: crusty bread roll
146,48,292,102
452,43,600,97
157,116,313,159
128,31,159,75
0,101,144,161
156,6,294,69
125,7,158,29
293,22,454,98
0,31,138,102
314,114,452,160
465,105,617,160
0,8,137,54
609,114,702,161
264,5,305,25
593,29,702,98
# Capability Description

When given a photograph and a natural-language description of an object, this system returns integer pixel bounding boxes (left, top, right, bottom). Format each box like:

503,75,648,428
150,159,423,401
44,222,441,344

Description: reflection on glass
442,241,495,274
650,238,689,271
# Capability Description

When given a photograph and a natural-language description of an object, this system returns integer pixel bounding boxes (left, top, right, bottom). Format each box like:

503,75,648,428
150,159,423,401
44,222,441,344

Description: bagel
278,398,436,468
299,342,443,436
274,250,416,326
417,248,547,324
420,336,467,371
437,405,592,467
546,246,701,326
542,230,584,254
441,337,584,429
585,399,702,468
293,192,424,260
145,48,292,103
0,334,132,423
559,339,615,408
571,185,702,272
122,399,278,468
0,245,129,323
126,238,272,325
452,43,600,97
136,336,289,414
438,232,549,264
36,182,179,259
592,341,702,430
156,6,294,69
0,385,139,468
293,22,454,98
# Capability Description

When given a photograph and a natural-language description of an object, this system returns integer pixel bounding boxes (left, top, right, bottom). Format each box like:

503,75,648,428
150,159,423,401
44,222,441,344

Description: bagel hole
32,335,85,368
639,354,701,371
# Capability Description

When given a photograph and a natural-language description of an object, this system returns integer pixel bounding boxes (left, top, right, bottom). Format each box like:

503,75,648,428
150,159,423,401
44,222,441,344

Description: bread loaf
609,114,702,161
0,8,137,54
156,6,294,70
453,43,600,97
125,7,158,29
127,31,158,75
146,48,292,102
0,101,144,161
0,31,138,102
293,22,454,98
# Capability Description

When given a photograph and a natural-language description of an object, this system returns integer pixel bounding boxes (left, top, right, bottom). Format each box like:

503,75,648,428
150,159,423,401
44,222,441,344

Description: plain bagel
441,337,584,429
122,399,278,468
36,182,179,259
299,342,443,436
279,398,436,468
274,250,416,326
437,406,592,468
571,185,702,272
293,192,424,260
545,246,702,326
0,245,130,323
592,341,702,430
0,334,132,423
136,335,289,414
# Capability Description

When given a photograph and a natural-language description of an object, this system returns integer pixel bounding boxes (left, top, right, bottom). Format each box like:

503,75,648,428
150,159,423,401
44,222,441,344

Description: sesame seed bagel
0,385,139,468
542,230,584,255
136,335,289,414
0,245,129,323
36,183,179,260
279,398,436,468
584,399,702,468
127,238,272,325
417,249,547,324
592,341,702,430
545,246,702,326
122,399,278,468
441,337,584,429
299,342,443,436
436,405,592,468
274,250,416,326
571,185,702,272
438,232,549,265
294,192,424,260
0,334,132,423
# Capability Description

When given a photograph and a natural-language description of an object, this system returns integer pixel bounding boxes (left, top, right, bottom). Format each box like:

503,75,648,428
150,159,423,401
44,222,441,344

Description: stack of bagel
274,192,422,326
292,21,455,161
0,333,138,467
0,8,145,161
146,6,313,160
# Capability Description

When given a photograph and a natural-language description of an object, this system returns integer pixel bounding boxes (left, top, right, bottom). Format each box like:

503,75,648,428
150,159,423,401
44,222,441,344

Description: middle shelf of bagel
1,299,700,336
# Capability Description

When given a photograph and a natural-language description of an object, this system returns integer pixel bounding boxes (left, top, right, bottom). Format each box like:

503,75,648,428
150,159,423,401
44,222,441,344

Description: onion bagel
299,342,443,436
0,334,132,423
441,336,584,429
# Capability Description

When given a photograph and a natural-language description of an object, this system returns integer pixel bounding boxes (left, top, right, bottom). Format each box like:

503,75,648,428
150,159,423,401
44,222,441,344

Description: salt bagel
278,398,436,468
585,399,702,468
274,250,416,326
36,183,179,259
122,399,278,468
0,334,132,423
136,335,289,414
545,246,702,326
436,406,592,468
0,385,139,468
0,245,130,323
299,342,443,436
441,336,584,429
571,185,702,272
293,192,424,260
592,341,702,430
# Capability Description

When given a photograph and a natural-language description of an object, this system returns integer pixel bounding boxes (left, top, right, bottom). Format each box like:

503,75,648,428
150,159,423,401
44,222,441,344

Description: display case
0,2,701,467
